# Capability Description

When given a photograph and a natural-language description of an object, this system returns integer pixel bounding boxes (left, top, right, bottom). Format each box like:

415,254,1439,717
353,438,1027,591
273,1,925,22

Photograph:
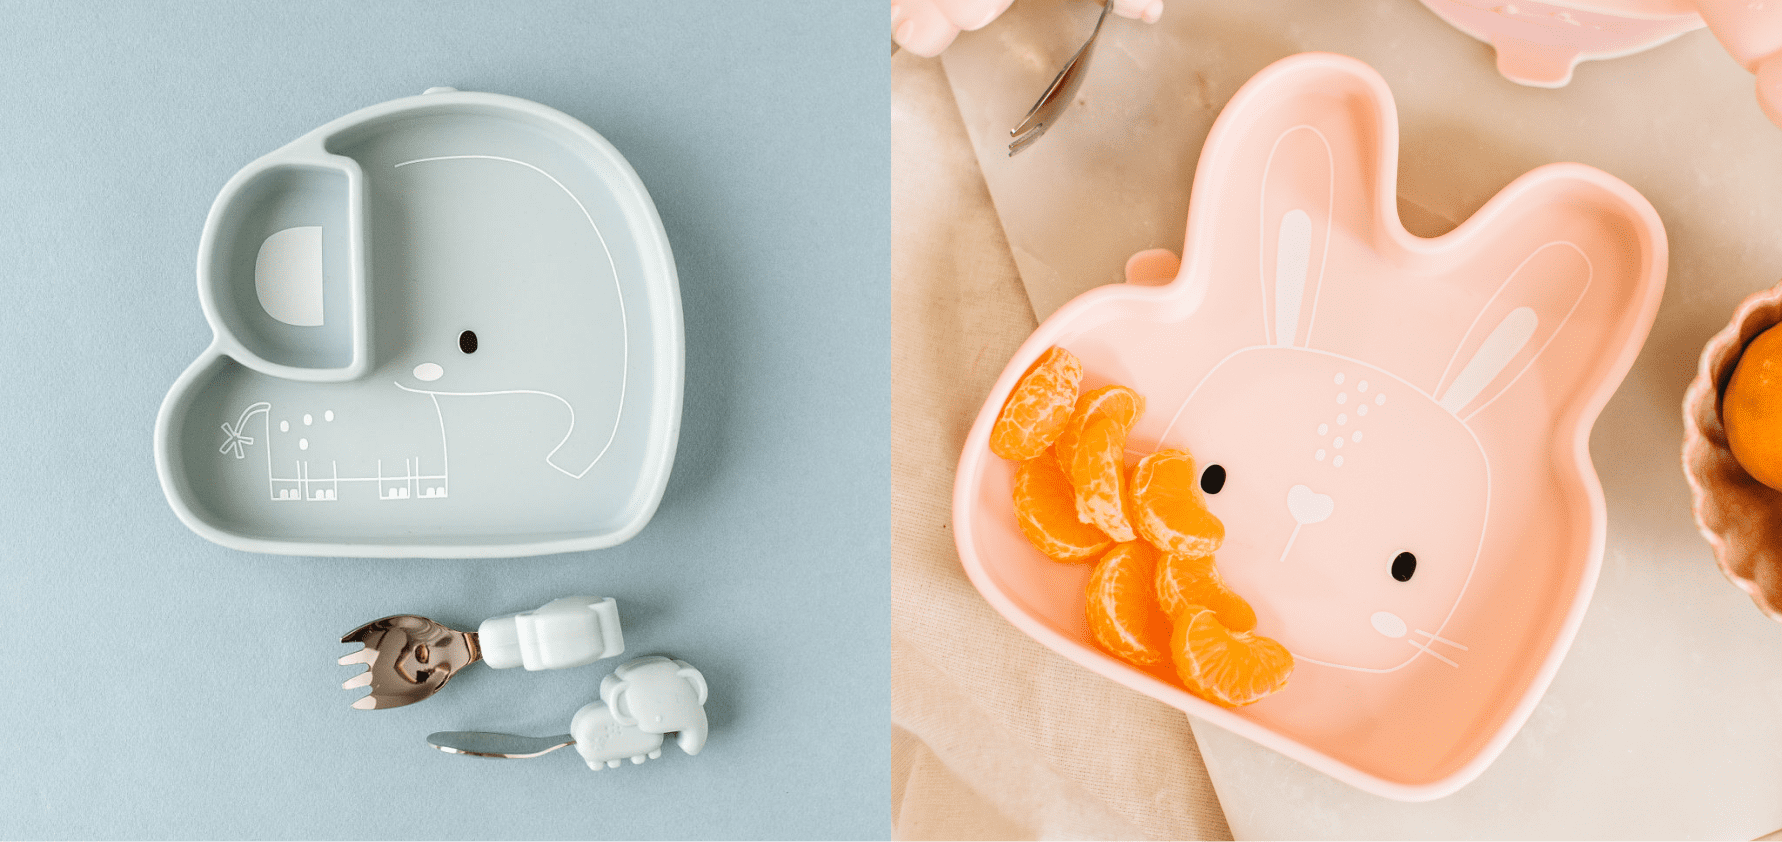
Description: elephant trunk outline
393,381,618,479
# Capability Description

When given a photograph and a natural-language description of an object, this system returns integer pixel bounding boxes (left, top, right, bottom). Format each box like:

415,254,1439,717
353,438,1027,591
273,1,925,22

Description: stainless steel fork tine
1008,124,1049,156
1009,61,1074,138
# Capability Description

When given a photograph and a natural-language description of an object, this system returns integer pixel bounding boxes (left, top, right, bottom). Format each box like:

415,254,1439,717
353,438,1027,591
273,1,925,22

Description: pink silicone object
1417,0,1701,88
951,53,1667,801
1418,0,1782,128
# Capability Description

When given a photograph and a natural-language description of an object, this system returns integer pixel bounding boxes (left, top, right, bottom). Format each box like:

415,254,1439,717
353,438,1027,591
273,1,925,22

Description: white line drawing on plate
393,154,630,473
1153,123,1596,674
215,154,632,503
222,400,446,502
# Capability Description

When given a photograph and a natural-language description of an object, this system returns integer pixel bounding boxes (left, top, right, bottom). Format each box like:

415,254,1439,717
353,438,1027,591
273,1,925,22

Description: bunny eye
1391,551,1417,582
459,330,479,354
1200,464,1226,494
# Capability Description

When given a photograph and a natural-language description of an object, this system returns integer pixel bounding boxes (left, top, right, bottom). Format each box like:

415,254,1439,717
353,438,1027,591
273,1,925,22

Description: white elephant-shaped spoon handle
596,656,709,760
425,656,710,771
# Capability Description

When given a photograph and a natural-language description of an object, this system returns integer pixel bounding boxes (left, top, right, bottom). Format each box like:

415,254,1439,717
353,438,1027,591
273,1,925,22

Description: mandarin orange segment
1169,606,1293,707
1054,384,1144,473
1155,551,1256,633
990,346,1083,461
1013,452,1112,562
1130,450,1224,555
1085,542,1171,667
1068,415,1137,543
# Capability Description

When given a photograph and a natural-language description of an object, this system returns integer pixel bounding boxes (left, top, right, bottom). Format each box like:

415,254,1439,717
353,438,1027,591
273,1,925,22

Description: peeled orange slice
1155,551,1256,633
1054,384,1144,474
1085,542,1170,667
1068,415,1137,542
1130,450,1224,555
1170,606,1293,708
990,346,1083,461
1013,452,1112,562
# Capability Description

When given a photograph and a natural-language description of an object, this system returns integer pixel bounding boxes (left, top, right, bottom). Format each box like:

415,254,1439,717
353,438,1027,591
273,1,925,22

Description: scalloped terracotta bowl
1682,282,1782,622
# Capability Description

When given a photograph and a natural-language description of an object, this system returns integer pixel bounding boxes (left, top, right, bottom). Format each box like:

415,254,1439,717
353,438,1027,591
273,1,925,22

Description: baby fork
1009,0,1114,156
339,595,624,710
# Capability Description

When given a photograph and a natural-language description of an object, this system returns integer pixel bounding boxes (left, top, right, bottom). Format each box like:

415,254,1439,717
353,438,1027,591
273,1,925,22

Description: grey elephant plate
154,88,683,557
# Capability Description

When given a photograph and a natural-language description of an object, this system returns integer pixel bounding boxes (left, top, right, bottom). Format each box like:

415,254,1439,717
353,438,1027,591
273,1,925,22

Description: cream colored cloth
891,48,1231,841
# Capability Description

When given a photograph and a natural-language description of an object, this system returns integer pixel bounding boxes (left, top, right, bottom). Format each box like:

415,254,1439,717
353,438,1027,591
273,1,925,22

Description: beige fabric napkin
891,47,1231,841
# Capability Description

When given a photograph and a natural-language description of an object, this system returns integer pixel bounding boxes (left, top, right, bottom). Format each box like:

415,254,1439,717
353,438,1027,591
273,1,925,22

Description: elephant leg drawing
218,397,450,503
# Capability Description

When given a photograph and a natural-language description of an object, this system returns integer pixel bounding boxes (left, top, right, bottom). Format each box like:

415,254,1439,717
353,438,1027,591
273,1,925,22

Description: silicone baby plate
953,53,1666,800
1417,0,1782,130
1415,0,1702,88
155,88,683,558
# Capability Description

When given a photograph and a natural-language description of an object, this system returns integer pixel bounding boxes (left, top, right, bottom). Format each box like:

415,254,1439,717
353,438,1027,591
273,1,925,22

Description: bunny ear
1433,240,1593,419
1174,56,1391,350
1429,157,1669,423
1437,305,1540,415
1262,126,1331,348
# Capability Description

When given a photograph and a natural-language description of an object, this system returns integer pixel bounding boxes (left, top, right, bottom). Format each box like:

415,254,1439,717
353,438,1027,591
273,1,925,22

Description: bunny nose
1287,484,1333,525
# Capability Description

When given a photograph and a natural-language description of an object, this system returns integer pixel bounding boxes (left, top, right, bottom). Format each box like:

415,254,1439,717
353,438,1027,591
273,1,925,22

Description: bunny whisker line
1407,637,1460,668
1414,629,1468,650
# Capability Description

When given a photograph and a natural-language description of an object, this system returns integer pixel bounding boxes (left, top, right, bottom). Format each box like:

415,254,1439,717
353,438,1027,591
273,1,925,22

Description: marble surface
940,0,1782,837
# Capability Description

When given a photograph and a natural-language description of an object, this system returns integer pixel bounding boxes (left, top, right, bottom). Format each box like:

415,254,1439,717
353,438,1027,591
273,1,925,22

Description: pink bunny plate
952,52,1667,800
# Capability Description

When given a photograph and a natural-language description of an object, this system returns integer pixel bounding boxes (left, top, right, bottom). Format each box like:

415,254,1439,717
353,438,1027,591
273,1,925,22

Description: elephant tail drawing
219,402,271,459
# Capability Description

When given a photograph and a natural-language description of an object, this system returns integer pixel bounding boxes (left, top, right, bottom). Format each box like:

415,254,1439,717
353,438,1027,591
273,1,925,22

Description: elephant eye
459,330,478,354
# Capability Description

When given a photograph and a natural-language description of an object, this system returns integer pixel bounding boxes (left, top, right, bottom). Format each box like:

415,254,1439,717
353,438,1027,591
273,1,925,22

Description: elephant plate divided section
204,165,356,372
158,94,682,556
952,54,1664,800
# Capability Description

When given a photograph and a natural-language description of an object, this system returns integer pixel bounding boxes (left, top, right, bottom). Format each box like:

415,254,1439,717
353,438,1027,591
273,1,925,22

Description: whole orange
1724,324,1782,491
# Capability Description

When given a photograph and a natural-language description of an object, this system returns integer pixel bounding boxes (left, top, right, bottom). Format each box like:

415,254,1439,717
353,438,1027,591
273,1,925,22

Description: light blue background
0,2,889,838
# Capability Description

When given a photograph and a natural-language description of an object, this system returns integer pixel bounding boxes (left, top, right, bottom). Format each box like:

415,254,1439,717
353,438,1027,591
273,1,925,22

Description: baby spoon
427,656,709,770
